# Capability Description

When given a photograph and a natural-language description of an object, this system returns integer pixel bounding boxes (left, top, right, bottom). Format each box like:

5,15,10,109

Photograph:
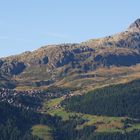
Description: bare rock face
128,19,140,32
0,61,26,75
0,60,3,67
39,56,49,64
56,51,75,67
94,52,140,67
54,45,94,68
29,56,49,65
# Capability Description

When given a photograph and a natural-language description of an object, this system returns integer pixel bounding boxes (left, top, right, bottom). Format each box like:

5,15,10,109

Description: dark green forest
1,101,140,140
0,102,42,140
2,79,140,140
63,79,140,118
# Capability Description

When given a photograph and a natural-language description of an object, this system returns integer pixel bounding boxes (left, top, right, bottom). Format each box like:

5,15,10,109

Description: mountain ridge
1,19,140,90
2,19,140,60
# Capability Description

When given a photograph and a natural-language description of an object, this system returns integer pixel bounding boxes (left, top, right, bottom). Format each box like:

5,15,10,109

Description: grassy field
32,125,53,140
42,97,124,132
126,124,140,132
42,96,140,133
43,98,63,109
42,97,75,120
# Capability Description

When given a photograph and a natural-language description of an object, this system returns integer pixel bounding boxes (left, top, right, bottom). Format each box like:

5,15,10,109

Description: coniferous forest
63,79,140,118
1,80,140,139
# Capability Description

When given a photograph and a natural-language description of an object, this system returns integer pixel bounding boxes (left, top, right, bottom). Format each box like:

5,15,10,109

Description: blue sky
0,0,140,57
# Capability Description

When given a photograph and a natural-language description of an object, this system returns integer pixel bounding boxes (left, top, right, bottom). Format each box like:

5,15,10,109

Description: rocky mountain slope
1,19,140,90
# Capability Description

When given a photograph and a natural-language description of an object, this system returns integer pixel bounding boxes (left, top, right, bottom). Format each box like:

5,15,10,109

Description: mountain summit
1,19,140,90
128,18,140,32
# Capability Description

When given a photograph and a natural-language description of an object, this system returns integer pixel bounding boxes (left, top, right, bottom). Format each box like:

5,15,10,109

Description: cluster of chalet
47,91,83,111
0,88,41,99
0,88,70,110
0,88,42,110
